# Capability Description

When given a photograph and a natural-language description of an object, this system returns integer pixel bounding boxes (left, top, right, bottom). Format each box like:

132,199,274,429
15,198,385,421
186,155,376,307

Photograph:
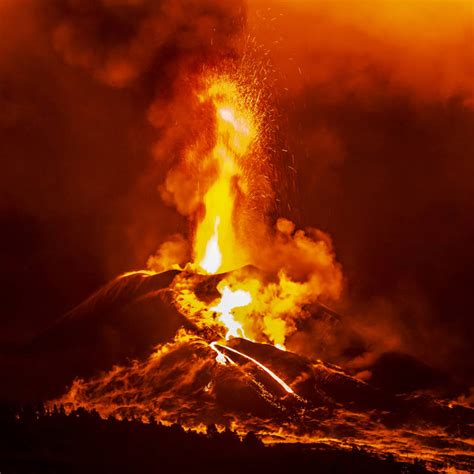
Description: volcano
2,2,474,473
9,71,471,472
13,268,471,472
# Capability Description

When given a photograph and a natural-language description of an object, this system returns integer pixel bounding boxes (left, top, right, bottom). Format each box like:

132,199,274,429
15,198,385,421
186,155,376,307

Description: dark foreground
0,404,434,474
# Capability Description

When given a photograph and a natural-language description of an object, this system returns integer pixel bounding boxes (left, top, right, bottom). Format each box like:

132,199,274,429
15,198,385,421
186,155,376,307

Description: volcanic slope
11,269,474,471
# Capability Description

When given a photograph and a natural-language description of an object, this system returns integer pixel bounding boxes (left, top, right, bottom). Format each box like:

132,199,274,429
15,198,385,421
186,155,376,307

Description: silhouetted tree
0,402,434,474
243,431,263,449
206,423,218,438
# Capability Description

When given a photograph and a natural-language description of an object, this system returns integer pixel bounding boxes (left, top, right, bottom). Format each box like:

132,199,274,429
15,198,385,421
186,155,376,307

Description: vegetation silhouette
0,402,433,473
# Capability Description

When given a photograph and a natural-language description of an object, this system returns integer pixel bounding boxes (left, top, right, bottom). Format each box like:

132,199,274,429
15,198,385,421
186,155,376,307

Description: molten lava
210,286,252,340
210,342,294,394
134,68,343,354
200,216,222,274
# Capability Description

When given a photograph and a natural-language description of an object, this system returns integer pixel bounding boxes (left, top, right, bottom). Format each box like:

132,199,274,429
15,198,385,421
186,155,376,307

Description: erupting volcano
29,72,470,472
52,71,343,406
2,1,474,472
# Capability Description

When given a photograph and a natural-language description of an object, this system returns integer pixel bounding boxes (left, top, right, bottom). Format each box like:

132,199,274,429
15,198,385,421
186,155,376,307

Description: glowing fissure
209,341,234,366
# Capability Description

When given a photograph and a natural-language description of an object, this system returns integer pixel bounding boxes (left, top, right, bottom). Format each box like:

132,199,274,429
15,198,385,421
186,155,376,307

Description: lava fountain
194,79,257,275
53,69,344,414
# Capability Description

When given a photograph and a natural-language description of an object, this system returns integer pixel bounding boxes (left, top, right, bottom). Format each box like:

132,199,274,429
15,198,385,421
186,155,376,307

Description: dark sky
1,0,473,382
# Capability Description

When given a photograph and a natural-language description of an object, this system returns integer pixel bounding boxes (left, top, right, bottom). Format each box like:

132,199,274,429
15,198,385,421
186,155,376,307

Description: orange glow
44,1,473,466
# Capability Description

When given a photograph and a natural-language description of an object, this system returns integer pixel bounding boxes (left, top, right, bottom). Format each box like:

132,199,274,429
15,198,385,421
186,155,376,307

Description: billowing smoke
250,0,474,103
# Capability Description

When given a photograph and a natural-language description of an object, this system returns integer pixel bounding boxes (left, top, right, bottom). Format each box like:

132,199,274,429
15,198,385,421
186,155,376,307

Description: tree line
0,402,431,473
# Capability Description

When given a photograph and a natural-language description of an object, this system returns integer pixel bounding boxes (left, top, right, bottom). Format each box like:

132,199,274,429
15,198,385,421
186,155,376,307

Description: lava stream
210,341,295,395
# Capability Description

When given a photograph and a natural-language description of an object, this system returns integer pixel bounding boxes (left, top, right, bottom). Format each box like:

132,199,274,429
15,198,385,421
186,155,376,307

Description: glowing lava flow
210,342,294,394
195,79,256,274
